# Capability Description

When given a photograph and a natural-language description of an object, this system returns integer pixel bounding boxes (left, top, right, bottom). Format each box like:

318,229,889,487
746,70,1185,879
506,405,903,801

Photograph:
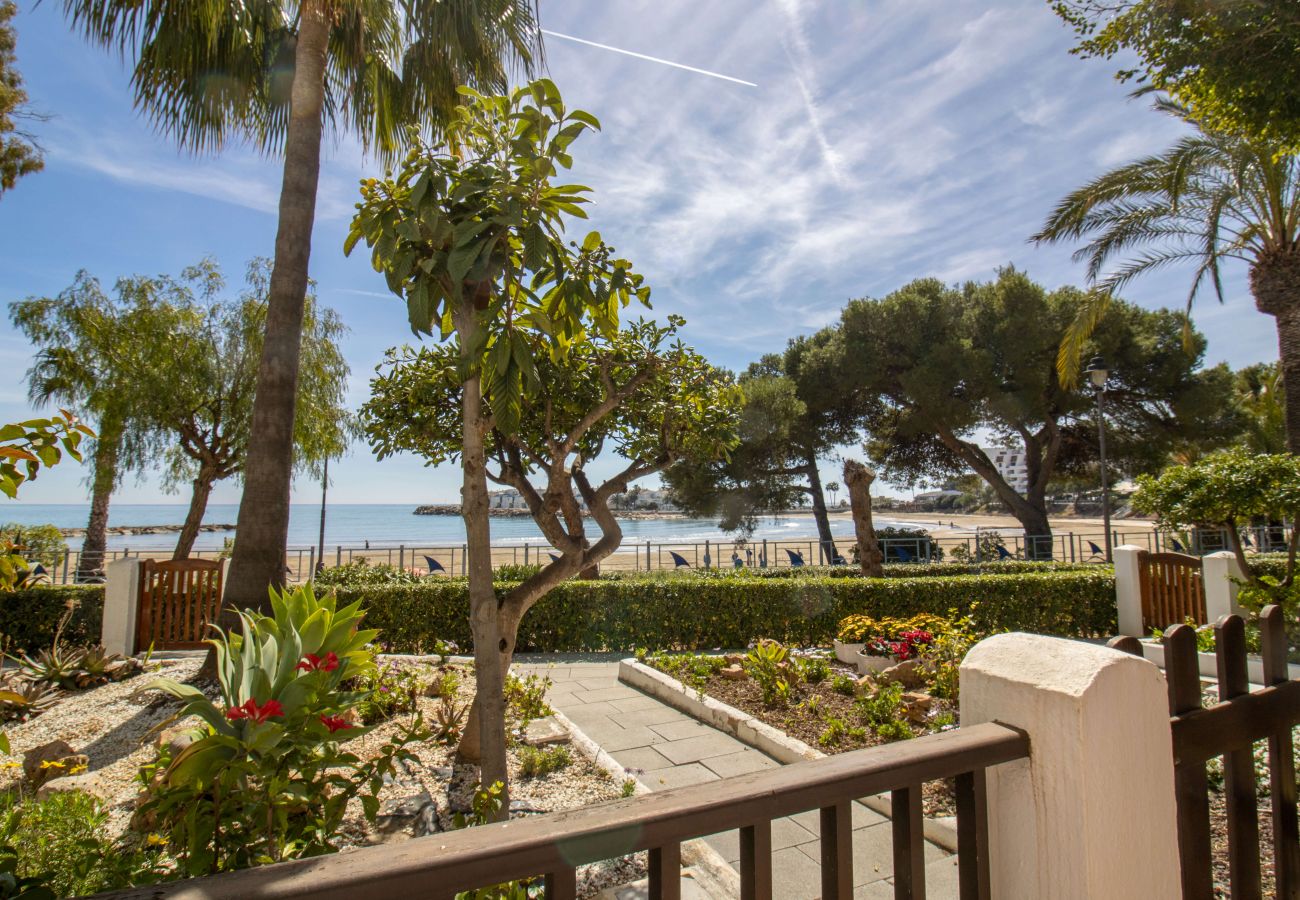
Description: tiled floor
514,658,957,899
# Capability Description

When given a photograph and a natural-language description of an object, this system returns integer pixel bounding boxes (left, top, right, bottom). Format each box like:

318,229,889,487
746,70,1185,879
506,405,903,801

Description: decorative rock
154,724,197,757
719,665,747,681
523,716,570,746
854,675,877,695
900,691,934,722
22,740,83,786
509,799,546,814
723,654,745,667
878,658,926,689
36,770,109,801
375,791,436,836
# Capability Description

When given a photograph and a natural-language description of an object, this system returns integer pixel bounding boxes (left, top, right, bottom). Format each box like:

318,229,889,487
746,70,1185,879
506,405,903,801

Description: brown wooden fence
96,720,1029,900
1138,550,1207,632
135,558,224,651
1112,605,1300,899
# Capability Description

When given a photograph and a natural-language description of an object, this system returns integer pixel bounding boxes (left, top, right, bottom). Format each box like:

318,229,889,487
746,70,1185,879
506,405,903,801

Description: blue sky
0,0,1277,507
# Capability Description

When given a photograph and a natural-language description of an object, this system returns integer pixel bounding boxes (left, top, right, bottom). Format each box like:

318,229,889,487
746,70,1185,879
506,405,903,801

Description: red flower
296,652,340,673
898,629,934,646
224,698,284,724
889,641,913,661
319,714,353,734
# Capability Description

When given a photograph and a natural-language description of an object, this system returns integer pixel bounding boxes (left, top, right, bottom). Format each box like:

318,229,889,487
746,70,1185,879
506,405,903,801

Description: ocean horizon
0,503,936,552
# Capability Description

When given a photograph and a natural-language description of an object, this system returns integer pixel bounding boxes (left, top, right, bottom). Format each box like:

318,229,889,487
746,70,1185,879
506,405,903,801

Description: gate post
1113,544,1145,637
1202,550,1246,621
961,633,1180,899
102,557,143,656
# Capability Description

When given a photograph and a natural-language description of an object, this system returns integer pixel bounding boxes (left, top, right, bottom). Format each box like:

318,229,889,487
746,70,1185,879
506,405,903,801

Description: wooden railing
96,721,1029,900
1138,549,1206,631
136,558,224,650
1112,606,1300,899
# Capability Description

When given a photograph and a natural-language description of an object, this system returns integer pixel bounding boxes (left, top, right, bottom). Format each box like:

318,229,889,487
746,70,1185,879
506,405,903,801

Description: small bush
505,673,553,725
830,674,857,696
494,563,542,582
518,744,571,778
0,790,165,896
313,559,424,587
646,651,726,693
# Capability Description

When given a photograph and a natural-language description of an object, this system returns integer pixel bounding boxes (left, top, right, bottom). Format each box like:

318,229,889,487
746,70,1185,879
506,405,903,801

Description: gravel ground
2,658,643,898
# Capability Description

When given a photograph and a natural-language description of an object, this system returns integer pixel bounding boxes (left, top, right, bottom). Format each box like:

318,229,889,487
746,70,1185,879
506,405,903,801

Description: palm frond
1055,289,1112,389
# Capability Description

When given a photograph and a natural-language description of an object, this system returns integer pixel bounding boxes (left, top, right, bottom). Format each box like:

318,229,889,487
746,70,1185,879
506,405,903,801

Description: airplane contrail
541,29,758,87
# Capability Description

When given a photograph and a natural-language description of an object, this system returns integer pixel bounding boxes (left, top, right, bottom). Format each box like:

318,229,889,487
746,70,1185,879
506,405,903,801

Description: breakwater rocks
413,505,682,520
58,523,236,537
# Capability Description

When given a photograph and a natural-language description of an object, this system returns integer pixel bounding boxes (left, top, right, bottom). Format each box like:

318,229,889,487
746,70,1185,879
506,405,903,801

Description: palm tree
1032,104,1300,451
59,0,542,606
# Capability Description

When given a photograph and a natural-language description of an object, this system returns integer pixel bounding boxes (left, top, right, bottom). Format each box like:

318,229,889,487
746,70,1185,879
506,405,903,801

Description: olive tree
363,317,738,764
347,80,656,807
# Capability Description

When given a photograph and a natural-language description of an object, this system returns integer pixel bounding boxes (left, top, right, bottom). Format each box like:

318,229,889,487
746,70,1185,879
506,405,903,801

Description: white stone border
618,658,960,852
551,708,742,896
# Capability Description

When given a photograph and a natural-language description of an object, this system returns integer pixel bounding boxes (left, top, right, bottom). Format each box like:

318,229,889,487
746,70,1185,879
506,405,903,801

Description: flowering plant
839,614,948,659
139,584,424,875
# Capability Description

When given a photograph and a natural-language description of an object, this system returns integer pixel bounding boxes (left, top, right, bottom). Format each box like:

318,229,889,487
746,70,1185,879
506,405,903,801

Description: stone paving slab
514,660,955,898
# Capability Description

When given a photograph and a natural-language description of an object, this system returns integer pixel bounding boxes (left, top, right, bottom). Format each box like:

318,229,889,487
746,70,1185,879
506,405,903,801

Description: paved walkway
514,658,959,899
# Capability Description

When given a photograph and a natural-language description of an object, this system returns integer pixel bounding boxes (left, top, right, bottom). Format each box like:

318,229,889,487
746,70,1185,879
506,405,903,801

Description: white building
983,446,1029,495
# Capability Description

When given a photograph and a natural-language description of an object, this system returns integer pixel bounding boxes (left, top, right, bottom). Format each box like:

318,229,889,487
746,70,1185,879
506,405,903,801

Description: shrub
0,523,66,570
139,585,424,876
744,639,794,705
0,586,102,653
336,569,1116,653
830,673,857,696
0,789,165,896
504,673,553,726
517,744,570,778
494,563,542,582
313,559,424,587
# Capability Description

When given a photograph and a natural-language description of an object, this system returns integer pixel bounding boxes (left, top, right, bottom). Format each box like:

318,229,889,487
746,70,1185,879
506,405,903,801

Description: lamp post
315,456,328,577
1085,356,1112,562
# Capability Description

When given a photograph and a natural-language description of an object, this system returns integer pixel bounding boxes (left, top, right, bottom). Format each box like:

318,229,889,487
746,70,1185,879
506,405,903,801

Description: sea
0,504,935,552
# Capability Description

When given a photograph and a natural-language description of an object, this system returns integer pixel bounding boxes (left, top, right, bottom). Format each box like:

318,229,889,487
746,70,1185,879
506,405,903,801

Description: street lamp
1085,356,1112,562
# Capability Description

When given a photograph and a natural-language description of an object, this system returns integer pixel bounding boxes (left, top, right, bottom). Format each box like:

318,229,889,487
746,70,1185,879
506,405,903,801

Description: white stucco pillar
1113,544,1145,637
1202,550,1245,622
102,557,142,656
961,633,1180,899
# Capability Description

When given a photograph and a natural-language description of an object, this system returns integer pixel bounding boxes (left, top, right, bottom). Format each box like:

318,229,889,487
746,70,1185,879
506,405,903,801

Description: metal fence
38,523,1289,584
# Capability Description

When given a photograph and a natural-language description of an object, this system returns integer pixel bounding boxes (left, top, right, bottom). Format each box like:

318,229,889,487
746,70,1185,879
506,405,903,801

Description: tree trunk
222,0,331,612
843,459,883,577
803,457,837,563
174,467,217,560
453,304,510,818
1270,301,1300,454
77,414,122,581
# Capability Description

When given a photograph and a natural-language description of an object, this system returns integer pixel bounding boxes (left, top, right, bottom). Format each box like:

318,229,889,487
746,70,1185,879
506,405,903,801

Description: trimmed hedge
0,586,104,653
601,561,1104,581
0,569,1119,654
337,570,1117,653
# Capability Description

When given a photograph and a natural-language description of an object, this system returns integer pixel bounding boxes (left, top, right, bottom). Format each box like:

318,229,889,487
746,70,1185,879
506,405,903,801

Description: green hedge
337,570,1117,653
0,586,104,654
601,561,1105,581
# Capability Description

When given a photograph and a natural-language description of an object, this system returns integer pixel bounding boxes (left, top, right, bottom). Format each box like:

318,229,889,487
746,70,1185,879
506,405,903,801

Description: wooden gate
1112,608,1300,899
135,558,224,650
1138,550,1206,631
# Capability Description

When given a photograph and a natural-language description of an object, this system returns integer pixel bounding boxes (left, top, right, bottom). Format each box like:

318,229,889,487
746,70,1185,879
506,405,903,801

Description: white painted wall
961,633,1181,899
1203,550,1246,622
102,558,142,656
1114,544,1145,637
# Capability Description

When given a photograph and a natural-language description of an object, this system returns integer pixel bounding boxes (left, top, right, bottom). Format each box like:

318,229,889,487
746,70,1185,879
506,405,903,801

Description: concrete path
514,658,959,899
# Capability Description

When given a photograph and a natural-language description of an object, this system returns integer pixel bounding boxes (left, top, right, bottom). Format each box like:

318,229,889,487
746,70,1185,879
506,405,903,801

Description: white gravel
3,657,643,897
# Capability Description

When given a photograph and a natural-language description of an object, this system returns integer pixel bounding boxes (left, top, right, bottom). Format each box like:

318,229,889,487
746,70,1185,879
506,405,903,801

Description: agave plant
432,694,468,746
75,646,142,688
0,677,62,722
15,645,87,691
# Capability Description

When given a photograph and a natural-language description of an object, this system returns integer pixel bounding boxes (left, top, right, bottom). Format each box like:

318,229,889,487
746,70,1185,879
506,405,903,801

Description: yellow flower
0,761,20,770
39,759,67,769
146,833,167,847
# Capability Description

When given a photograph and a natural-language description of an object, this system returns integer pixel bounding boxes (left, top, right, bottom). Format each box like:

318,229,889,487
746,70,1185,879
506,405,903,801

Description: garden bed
635,646,960,819
1,656,641,898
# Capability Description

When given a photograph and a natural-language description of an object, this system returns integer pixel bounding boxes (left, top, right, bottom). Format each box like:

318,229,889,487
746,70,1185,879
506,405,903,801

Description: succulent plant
14,645,86,690
0,676,62,722
432,694,467,745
